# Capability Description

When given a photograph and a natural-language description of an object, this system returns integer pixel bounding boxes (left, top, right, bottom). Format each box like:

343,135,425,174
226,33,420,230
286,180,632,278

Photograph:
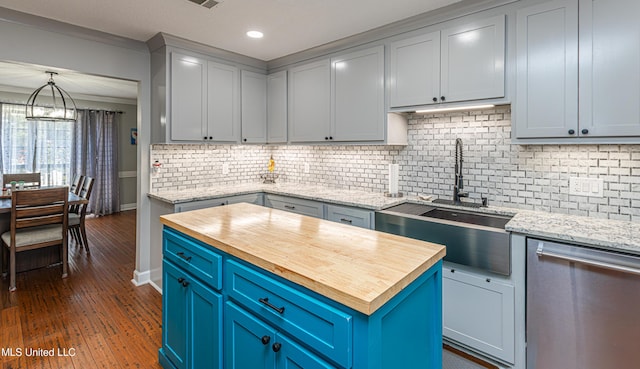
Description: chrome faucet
453,138,468,203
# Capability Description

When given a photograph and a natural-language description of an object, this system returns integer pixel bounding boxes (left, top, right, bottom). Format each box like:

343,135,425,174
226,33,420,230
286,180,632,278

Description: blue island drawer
225,260,353,368
163,228,222,290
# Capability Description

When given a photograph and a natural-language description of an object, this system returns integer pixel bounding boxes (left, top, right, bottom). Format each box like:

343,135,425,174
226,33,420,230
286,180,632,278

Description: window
1,103,75,186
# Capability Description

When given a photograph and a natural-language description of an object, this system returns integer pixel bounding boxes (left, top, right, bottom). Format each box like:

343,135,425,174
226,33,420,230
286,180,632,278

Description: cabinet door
331,46,385,141
442,266,515,363
441,15,506,102
288,59,331,142
208,61,240,142
225,302,276,369
267,71,288,143
275,334,337,369
190,277,223,369
241,70,267,143
389,31,441,108
171,53,207,141
579,0,640,136
515,0,579,138
163,261,189,369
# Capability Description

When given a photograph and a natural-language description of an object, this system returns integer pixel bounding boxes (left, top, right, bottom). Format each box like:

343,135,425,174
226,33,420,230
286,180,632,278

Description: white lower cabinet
442,263,515,364
325,204,373,229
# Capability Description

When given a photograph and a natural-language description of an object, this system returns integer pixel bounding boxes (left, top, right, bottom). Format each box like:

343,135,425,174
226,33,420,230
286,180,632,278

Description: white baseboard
121,203,137,211
131,269,150,286
149,280,162,294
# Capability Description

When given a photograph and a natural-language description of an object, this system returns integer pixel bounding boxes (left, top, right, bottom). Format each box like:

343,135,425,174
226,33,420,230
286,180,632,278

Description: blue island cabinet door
163,261,189,369
276,333,337,369
225,302,275,369
190,276,223,369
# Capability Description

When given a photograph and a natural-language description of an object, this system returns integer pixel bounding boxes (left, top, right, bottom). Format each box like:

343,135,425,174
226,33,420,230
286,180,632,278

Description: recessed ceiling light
246,30,264,39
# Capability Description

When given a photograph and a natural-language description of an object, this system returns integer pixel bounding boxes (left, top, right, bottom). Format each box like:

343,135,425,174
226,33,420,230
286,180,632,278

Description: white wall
0,8,153,286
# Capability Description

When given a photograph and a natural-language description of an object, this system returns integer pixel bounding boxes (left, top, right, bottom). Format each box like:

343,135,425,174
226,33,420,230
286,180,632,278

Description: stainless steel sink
420,208,511,229
375,203,514,275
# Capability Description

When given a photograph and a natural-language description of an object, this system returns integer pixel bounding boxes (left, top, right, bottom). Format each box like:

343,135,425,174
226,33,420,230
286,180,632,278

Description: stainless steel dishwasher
527,238,640,369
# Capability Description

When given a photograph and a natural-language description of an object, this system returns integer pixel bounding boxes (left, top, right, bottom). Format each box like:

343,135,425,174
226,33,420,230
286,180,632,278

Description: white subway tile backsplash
151,105,640,221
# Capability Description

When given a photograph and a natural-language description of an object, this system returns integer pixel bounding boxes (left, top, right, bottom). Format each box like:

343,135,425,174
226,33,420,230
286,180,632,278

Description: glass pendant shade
25,72,78,122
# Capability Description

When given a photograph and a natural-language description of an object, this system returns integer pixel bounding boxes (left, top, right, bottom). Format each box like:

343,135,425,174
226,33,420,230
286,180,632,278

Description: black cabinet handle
581,128,589,135
284,205,295,210
440,96,446,102
340,218,353,224
272,343,282,353
450,269,455,273
432,97,438,102
486,278,491,283
261,336,271,345
568,129,575,135
258,297,285,314
177,252,192,262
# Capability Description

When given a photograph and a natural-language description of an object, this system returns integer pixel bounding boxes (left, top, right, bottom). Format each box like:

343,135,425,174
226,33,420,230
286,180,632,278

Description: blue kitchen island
158,203,446,369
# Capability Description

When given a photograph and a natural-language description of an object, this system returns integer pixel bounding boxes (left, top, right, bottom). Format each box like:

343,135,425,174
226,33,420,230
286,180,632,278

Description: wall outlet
569,177,603,197
222,163,230,175
304,162,310,174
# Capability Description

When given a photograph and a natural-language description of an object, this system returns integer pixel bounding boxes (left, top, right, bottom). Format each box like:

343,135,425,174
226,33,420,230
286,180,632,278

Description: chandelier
25,71,78,122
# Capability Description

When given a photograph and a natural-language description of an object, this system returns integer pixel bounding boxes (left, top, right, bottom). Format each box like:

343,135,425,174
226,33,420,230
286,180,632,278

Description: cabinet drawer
325,204,373,229
264,194,324,218
225,260,352,368
163,228,223,291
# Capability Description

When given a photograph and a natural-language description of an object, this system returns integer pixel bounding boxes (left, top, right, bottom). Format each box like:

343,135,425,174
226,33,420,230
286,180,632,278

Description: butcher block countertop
160,202,446,315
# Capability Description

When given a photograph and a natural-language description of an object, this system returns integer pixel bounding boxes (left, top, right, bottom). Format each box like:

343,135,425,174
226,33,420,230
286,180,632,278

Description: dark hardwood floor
0,211,163,369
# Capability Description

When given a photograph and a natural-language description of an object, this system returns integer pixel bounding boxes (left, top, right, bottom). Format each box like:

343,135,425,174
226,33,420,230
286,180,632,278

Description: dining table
0,190,88,272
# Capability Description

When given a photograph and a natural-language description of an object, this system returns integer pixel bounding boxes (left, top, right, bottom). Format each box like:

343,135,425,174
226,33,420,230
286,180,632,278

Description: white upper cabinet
389,15,505,109
241,70,267,144
515,0,640,140
168,51,240,142
389,32,440,108
288,59,331,142
441,15,506,103
267,71,288,143
579,0,640,137
331,46,385,141
170,53,207,141
208,61,240,142
515,0,579,138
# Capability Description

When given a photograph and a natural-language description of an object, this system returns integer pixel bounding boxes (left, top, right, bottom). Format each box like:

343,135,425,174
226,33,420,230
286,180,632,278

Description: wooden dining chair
69,177,94,254
0,187,69,292
3,173,41,188
69,174,82,194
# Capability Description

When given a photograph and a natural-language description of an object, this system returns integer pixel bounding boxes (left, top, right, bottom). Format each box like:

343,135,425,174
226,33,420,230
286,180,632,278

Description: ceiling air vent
188,0,219,9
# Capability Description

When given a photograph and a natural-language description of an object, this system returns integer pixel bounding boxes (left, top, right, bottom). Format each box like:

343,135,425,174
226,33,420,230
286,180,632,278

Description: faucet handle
481,196,488,207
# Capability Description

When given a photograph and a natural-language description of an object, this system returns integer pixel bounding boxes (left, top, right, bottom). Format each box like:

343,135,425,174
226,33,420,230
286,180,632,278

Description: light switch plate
569,177,603,197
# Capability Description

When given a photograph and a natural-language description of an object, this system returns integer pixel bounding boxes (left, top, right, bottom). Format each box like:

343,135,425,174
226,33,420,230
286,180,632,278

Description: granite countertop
149,183,406,210
160,203,446,315
149,183,639,255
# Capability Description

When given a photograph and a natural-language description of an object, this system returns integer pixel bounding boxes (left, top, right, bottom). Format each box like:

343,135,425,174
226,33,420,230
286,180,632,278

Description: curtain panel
0,104,121,215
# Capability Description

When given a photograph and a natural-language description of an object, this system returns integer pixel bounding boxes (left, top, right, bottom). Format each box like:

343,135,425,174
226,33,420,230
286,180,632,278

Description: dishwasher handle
536,241,640,276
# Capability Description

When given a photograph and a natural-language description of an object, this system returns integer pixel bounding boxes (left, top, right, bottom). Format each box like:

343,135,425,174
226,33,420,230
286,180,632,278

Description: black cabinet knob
325,137,329,140
450,269,455,273
432,97,438,102
329,136,333,140
440,96,446,102
209,136,213,140
272,343,282,352
581,128,589,135
243,138,247,142
261,336,270,345
568,129,575,135
203,136,208,140
177,277,185,284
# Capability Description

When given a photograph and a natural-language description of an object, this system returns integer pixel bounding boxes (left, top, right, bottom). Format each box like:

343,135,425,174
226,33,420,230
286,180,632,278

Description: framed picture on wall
131,128,137,145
